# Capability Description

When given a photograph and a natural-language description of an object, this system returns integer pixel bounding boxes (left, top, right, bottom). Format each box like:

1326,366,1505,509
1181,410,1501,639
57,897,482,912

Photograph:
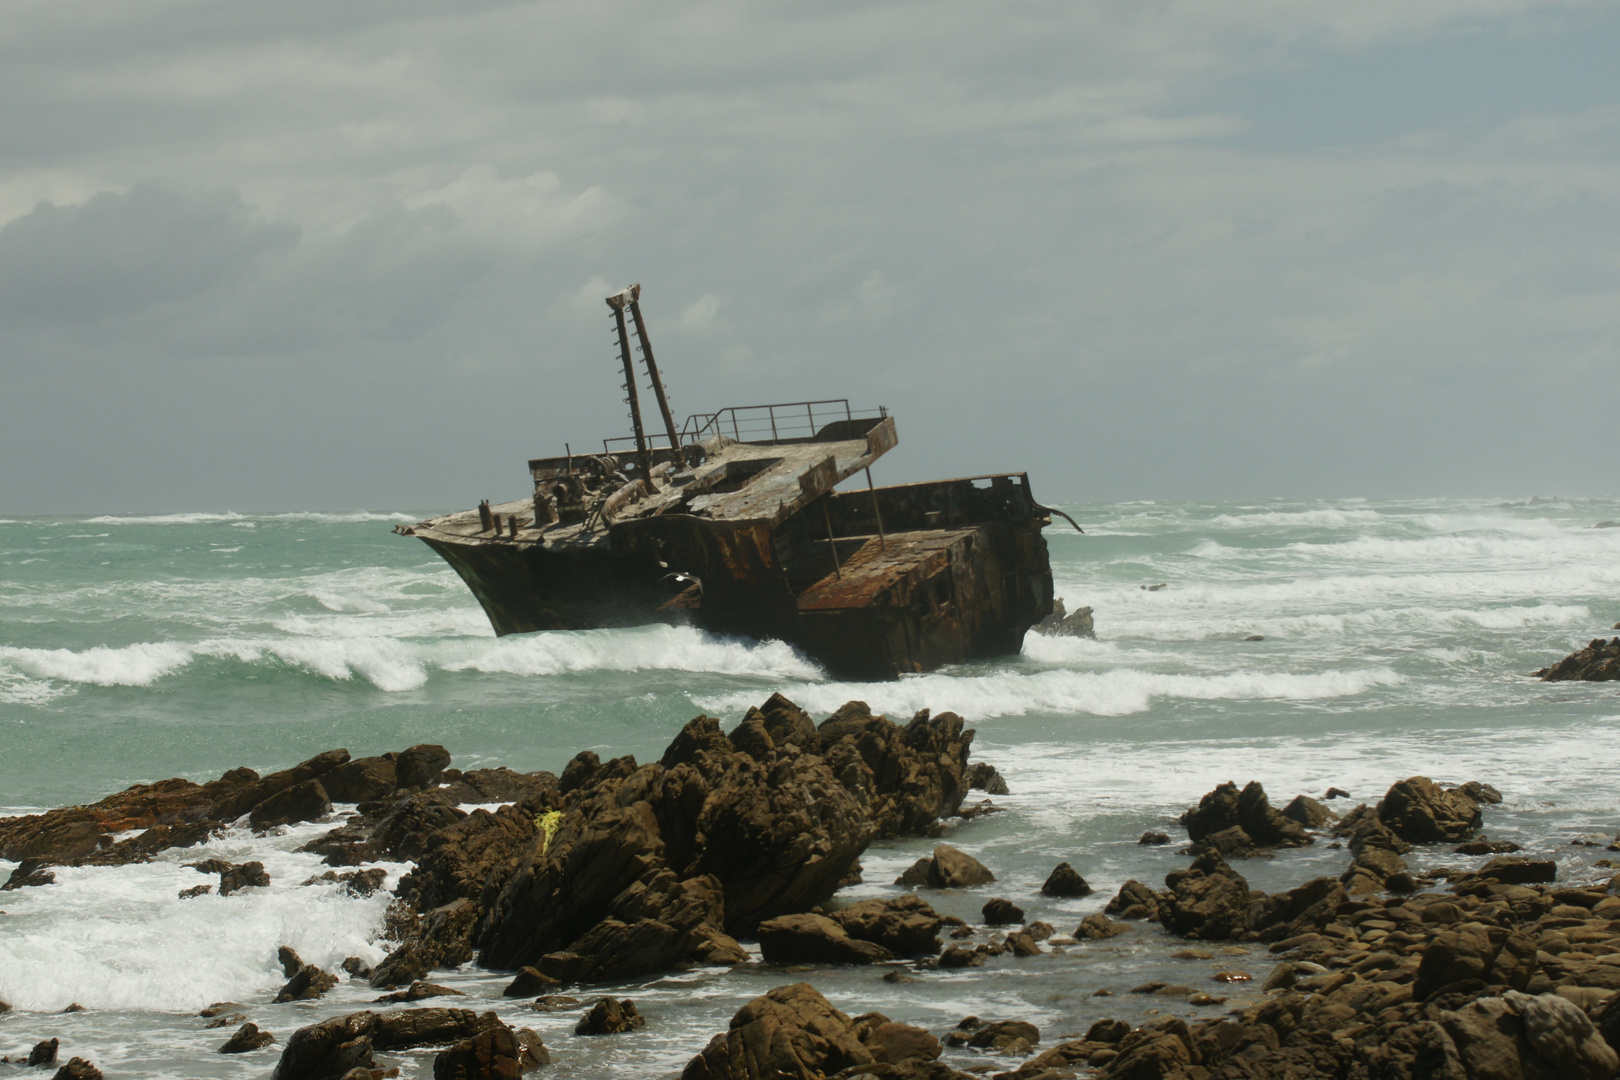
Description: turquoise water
2,498,1618,1076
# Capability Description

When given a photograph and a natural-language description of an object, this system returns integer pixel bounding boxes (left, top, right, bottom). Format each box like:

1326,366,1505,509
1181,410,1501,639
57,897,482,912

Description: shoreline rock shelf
10,711,1620,1080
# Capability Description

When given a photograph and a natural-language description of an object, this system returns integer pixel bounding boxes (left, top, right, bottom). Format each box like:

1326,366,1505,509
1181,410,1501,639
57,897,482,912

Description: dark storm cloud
1,1,1617,513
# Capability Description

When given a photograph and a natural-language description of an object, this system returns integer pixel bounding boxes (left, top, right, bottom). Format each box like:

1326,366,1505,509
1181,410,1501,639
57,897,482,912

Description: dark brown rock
1104,879,1164,921
396,744,453,789
1378,776,1482,844
274,1008,502,1080
320,757,398,804
220,1022,276,1053
374,982,464,1003
575,997,645,1036
432,1024,521,1080
1163,852,1254,940
757,913,894,965
1040,861,1092,897
1139,831,1171,845
680,983,873,1079
219,860,270,895
29,1039,59,1066
965,1019,1039,1052
501,966,557,997
830,894,944,955
965,762,1009,795
1536,637,1620,681
1077,913,1133,940
250,778,334,830
50,1060,102,1080
982,898,1024,925
1181,781,1312,850
2,858,56,890
1281,794,1336,829
895,844,995,888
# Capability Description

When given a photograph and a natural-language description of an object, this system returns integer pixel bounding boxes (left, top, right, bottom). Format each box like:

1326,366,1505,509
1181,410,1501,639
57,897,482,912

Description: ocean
2,497,1617,1077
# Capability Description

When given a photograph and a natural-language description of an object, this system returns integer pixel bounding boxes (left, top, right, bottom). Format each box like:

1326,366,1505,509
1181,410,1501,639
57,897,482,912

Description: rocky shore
2,695,1618,1079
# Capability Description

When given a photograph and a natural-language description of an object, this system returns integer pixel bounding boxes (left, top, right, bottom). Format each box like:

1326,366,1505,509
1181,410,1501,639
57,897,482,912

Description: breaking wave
693,665,1404,721
0,625,822,701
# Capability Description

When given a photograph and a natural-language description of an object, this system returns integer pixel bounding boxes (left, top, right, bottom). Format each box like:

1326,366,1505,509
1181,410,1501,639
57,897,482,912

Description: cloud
0,1,1616,511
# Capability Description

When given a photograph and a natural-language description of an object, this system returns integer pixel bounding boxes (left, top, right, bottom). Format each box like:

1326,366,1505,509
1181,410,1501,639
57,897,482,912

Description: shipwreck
396,284,1065,680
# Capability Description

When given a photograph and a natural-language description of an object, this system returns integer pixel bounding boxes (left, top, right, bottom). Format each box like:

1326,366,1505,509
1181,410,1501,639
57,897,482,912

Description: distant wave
693,665,1403,721
81,510,418,525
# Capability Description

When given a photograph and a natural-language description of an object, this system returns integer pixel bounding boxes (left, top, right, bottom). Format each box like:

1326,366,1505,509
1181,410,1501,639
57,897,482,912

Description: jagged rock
1281,794,1336,829
29,1039,59,1066
1163,851,1255,940
396,744,453,789
320,757,399,804
341,957,372,980
758,913,894,965
1442,991,1618,1080
50,1060,102,1080
964,762,1009,795
432,1024,521,1080
437,768,559,806
178,883,212,899
1536,637,1620,681
250,779,333,830
982,898,1024,925
370,898,480,987
1378,776,1482,844
1181,781,1312,850
302,868,388,897
681,983,875,1078
2,858,56,889
1104,879,1164,921
937,945,983,968
963,1019,1040,1053
532,871,745,983
852,1015,942,1065
501,967,557,997
1139,831,1171,845
830,895,944,955
574,997,644,1036
273,1008,502,1080
1034,598,1095,638
1040,861,1093,897
1474,856,1557,885
895,844,995,888
220,1022,276,1053
219,861,271,895
275,951,339,1003
514,1028,549,1070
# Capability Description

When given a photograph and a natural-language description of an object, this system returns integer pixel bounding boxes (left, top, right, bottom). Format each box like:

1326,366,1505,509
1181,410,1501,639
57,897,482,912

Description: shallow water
2,497,1618,1076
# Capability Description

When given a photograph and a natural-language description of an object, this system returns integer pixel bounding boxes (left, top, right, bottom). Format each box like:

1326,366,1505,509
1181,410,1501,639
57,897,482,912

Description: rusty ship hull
398,284,1055,681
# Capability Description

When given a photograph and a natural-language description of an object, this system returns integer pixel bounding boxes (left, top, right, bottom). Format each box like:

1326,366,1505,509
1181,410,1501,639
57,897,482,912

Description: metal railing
603,400,887,453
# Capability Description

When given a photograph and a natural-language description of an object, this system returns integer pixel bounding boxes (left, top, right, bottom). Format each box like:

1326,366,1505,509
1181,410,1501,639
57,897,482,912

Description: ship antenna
606,285,654,481
624,286,684,464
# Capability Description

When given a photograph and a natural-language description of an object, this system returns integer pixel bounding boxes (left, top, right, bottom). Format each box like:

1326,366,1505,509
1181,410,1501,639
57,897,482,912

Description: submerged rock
219,1023,275,1054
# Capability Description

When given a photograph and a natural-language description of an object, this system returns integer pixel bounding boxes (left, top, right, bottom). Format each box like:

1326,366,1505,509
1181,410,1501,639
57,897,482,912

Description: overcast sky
2,1,1617,514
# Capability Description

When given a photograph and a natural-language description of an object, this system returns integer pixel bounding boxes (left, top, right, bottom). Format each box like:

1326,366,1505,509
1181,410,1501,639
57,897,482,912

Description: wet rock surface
1535,636,1620,680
